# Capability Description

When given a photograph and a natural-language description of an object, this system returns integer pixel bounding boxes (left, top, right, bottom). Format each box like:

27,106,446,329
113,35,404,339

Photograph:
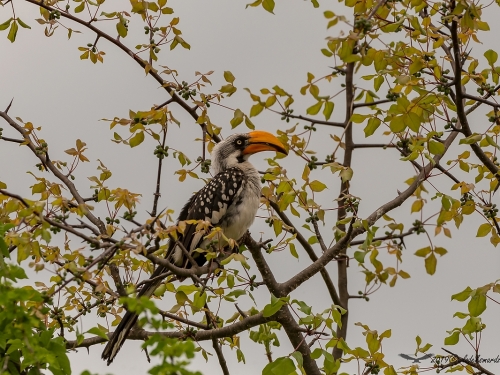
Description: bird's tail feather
101,265,168,365
101,310,139,365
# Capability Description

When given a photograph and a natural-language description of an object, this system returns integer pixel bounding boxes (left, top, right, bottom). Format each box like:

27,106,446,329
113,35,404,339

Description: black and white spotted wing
166,167,246,268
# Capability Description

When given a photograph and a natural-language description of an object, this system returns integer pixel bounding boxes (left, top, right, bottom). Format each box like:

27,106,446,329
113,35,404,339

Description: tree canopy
1,0,500,374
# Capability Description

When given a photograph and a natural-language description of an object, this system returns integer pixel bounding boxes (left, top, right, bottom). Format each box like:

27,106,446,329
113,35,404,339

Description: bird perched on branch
102,130,287,364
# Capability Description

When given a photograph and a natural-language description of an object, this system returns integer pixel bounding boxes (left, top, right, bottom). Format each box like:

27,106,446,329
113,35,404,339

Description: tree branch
353,99,392,108
283,113,345,128
66,311,273,349
440,348,495,375
267,200,341,306
0,110,106,234
23,0,221,143
463,93,499,108
449,16,500,180
243,234,282,297
108,264,127,297
276,306,321,375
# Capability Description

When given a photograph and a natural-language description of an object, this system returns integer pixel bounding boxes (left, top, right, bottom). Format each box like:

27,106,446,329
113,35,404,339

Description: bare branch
212,338,230,375
0,136,23,143
4,98,13,113
151,130,167,217
158,310,209,330
350,228,416,246
66,311,274,349
352,143,396,149
449,17,500,180
145,253,219,279
276,306,321,375
279,222,353,296
463,93,499,108
0,110,106,233
267,200,341,306
283,113,345,128
243,234,283,297
353,99,392,108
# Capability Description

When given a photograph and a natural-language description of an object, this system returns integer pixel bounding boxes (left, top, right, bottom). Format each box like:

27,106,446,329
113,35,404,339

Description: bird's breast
221,189,260,241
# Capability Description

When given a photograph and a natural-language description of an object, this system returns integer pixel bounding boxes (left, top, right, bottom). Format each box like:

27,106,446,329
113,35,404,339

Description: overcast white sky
1,1,500,374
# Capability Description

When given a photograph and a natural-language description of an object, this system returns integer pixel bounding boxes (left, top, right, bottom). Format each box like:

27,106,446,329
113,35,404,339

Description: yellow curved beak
243,130,288,156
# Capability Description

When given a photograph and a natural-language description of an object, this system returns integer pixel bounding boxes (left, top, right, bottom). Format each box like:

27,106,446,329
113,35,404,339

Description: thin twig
158,309,209,330
440,348,495,375
4,98,13,113
353,99,392,108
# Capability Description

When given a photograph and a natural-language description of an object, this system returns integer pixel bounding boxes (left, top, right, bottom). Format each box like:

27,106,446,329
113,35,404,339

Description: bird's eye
236,139,243,146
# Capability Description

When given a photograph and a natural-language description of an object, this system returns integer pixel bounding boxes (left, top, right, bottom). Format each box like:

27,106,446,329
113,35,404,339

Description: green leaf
192,291,207,310
7,20,18,43
148,2,159,12
390,115,406,133
428,140,445,155
476,223,491,237
323,101,334,120
374,75,384,91
220,84,237,96
262,0,275,14
87,327,109,341
444,331,460,345
404,112,421,132
17,18,31,29
351,114,367,123
434,246,448,256
291,351,303,367
117,21,128,38
459,133,482,145
224,71,235,83
485,49,498,65
309,180,327,192
230,109,244,128
246,1,263,9
245,116,255,129
354,251,366,263
409,58,424,75
129,131,145,147
364,117,381,137
425,253,437,275
0,18,12,31
306,101,323,115
74,1,85,13
451,287,472,301
250,103,264,117
308,235,318,244
262,357,296,375
468,294,486,317
263,295,286,317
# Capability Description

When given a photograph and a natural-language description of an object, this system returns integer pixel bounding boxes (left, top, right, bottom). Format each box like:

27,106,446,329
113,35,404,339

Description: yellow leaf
411,199,423,213
425,253,437,275
309,180,327,192
476,223,491,237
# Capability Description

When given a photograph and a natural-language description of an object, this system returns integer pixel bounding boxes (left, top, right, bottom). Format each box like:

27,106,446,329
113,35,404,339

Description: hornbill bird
102,130,287,364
